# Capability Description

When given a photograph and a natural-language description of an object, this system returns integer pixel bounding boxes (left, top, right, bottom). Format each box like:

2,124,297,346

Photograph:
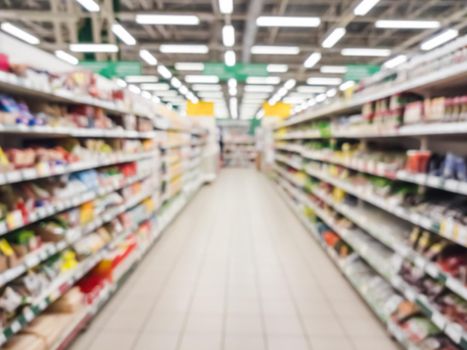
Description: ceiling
0,0,466,118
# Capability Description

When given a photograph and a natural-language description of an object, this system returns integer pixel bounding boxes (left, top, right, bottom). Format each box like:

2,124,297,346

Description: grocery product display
274,35,467,350
220,122,256,168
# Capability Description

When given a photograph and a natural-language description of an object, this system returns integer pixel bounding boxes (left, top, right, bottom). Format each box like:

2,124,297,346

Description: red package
0,53,9,72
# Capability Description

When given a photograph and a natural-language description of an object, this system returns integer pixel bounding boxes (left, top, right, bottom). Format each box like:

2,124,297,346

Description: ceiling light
375,20,440,29
160,44,209,54
306,99,316,107
125,75,158,83
128,84,141,94
224,50,236,67
136,14,200,25
284,79,296,90
54,50,78,65
74,0,100,12
69,43,118,52
185,75,219,83
267,64,288,73
198,91,224,98
322,27,346,48
156,90,178,97
1,22,40,45
277,87,288,97
304,52,322,68
139,49,158,65
251,45,300,55
326,88,337,97
339,80,356,91
230,97,238,119
320,65,347,74
222,25,235,47
111,23,136,45
140,83,170,91
219,0,233,14
296,86,327,93
170,77,182,88
383,54,407,69
141,91,151,99
268,97,279,105
256,16,320,27
421,29,459,51
354,0,380,16
244,85,275,92
316,93,327,102
228,78,237,89
284,97,306,104
307,77,342,85
116,79,127,88
174,62,204,71
152,95,161,103
341,48,390,56
243,93,270,98
229,87,237,96
179,86,189,95
157,65,172,79
246,76,281,85
191,84,222,91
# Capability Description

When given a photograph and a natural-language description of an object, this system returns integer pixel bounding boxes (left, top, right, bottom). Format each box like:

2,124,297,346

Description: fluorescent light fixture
140,83,170,91
135,14,199,25
256,16,320,27
116,79,127,88
320,65,347,74
160,44,209,54
128,84,141,94
156,90,178,97
185,75,219,83
354,0,380,16
244,85,275,92
141,91,152,99
192,84,222,91
267,64,288,73
304,52,322,68
322,27,346,48
228,78,237,89
296,86,327,93
421,29,459,51
219,0,233,14
243,92,270,98
112,23,136,45
284,79,296,90
198,91,224,98
284,97,306,104
152,95,161,103
178,86,188,95
1,22,40,45
341,48,390,56
268,97,279,105
383,54,407,69
174,62,204,71
125,75,158,83
170,77,182,88
224,50,236,67
75,0,100,12
306,99,316,107
70,43,118,52
246,76,281,85
229,87,237,96
54,50,78,65
157,65,172,79
375,20,440,29
339,80,356,91
326,88,337,97
277,87,288,97
251,45,300,55
139,49,158,65
230,97,238,119
222,25,235,47
307,77,342,85
316,93,327,102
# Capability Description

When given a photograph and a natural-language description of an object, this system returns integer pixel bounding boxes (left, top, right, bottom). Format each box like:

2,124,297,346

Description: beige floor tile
226,314,264,335
132,333,179,350
86,332,137,350
224,335,267,350
143,312,186,333
310,336,355,350
178,332,222,350
351,336,400,350
267,335,311,350
184,313,224,333
264,315,305,336
303,316,347,337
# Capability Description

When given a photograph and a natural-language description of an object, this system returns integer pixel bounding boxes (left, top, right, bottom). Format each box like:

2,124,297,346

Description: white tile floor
70,169,400,350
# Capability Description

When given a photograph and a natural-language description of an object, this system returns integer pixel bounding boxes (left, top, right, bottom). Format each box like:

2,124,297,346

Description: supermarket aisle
71,169,398,350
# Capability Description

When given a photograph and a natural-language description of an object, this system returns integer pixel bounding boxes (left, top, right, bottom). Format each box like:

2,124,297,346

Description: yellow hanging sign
187,101,215,117
263,102,291,118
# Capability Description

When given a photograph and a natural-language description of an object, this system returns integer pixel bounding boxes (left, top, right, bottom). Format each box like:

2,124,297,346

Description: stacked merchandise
0,52,208,349
221,123,256,167
273,35,467,350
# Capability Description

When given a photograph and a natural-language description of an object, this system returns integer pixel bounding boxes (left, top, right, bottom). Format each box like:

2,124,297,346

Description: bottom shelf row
276,179,463,350
1,177,205,350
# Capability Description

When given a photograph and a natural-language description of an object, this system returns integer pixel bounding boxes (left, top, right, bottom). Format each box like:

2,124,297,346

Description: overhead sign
187,101,215,117
79,61,141,78
345,64,380,82
263,102,291,118
203,63,268,81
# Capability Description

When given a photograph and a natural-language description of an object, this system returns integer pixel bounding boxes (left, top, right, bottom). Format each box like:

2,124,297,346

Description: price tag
425,263,439,278
28,211,38,223
10,321,21,333
0,173,6,185
445,323,463,343
405,289,416,302
21,168,36,180
445,179,459,192
414,255,427,270
23,308,34,322
410,212,421,225
432,311,447,330
446,278,467,300
5,171,21,183
459,182,467,194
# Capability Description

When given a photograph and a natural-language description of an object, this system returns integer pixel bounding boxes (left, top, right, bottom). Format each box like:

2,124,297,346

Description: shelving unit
273,37,467,350
0,52,210,350
220,120,256,168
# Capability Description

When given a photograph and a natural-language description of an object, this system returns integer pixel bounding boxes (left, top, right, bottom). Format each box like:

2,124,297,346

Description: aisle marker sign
79,61,141,78
263,102,291,118
187,101,215,117
345,64,380,82
203,63,268,81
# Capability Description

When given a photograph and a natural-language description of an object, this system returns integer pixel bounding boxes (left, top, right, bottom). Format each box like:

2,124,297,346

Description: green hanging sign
345,64,380,82
79,61,142,78
203,63,268,81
